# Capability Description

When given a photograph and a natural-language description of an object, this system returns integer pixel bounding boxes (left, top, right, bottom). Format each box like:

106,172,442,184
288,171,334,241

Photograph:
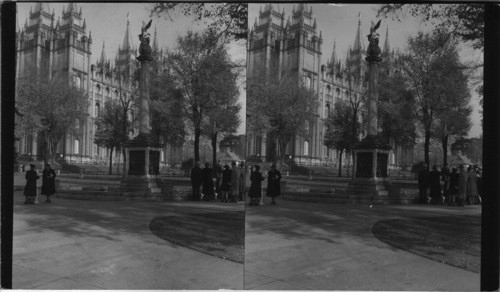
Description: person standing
466,166,479,205
213,159,223,200
441,163,451,200
249,165,265,206
24,164,39,204
266,164,282,205
200,162,215,201
417,164,430,204
238,161,246,202
448,167,459,206
230,161,241,203
190,161,202,201
41,164,57,203
458,165,468,207
429,165,442,204
220,164,232,203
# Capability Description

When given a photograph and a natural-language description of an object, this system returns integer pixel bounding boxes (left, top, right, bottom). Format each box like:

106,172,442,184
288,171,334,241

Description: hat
29,164,35,168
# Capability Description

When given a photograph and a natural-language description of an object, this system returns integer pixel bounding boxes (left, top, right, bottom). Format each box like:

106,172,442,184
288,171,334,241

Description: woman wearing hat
24,164,39,204
266,164,282,205
220,164,232,203
249,165,265,206
41,164,57,203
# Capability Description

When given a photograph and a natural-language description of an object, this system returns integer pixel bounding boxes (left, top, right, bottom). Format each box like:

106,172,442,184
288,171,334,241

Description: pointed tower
348,12,367,82
117,13,137,82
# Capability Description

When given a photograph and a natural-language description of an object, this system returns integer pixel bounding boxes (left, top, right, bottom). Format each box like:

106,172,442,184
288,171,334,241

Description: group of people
190,160,246,203
190,160,283,206
418,163,482,206
23,164,57,204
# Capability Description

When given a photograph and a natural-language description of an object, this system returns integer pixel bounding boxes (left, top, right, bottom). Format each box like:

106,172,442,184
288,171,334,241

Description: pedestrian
220,164,232,203
429,165,442,204
190,161,202,201
441,163,451,200
230,161,240,203
448,167,459,206
249,165,265,206
23,164,39,204
41,164,56,203
417,164,430,204
200,162,215,201
466,166,479,205
239,161,246,202
457,165,468,207
475,166,482,203
266,163,282,205
213,159,223,200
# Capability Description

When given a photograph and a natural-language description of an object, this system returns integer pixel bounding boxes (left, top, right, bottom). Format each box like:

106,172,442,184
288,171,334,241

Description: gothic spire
383,26,390,54
122,13,132,51
352,12,364,52
331,40,337,64
100,41,107,65
152,27,159,53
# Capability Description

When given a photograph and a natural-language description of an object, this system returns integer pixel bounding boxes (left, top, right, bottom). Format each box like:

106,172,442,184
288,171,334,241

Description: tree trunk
338,149,343,177
109,148,113,175
211,131,218,167
122,147,127,177
442,134,449,165
194,127,201,162
424,129,431,168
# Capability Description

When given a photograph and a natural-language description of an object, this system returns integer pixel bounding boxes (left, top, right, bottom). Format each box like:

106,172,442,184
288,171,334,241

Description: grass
149,211,245,263
372,215,480,273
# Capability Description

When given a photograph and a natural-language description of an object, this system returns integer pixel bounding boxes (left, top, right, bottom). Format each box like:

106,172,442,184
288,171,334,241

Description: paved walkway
12,172,481,290
245,197,481,291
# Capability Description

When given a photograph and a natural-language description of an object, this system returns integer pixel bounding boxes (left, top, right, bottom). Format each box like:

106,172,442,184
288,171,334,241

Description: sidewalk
245,197,481,291
12,190,244,289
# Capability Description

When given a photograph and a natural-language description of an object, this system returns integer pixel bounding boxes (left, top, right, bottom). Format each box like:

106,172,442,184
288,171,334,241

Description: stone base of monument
348,135,392,197
120,133,164,199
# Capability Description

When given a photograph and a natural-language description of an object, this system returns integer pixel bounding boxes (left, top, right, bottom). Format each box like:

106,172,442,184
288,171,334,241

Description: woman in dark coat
266,164,282,205
24,164,39,204
429,165,442,204
249,165,265,206
466,166,479,205
200,163,215,201
448,167,460,206
220,164,232,203
41,164,56,203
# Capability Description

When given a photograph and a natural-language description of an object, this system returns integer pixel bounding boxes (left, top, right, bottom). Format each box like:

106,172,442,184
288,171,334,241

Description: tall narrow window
304,141,309,156
74,140,80,154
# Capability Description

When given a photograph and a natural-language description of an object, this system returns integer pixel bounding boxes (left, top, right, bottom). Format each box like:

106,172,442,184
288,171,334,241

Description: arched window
95,103,100,117
325,104,331,117
74,76,81,88
304,141,309,156
74,140,80,154
305,76,311,89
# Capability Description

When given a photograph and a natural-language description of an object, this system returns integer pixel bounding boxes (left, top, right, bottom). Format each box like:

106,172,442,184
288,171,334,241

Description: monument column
348,19,391,196
120,20,163,199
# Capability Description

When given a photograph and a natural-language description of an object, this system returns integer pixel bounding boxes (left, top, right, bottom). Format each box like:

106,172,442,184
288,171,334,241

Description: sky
249,3,483,138
17,2,247,135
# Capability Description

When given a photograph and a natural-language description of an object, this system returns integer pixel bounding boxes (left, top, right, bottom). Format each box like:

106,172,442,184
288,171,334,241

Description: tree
377,4,484,50
150,3,247,41
16,69,89,164
94,101,128,175
247,62,319,164
323,100,360,177
168,29,242,162
398,31,472,167
378,56,418,165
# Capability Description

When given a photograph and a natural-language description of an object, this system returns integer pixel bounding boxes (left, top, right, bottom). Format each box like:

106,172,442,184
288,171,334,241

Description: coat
249,171,265,199
266,169,282,197
429,170,441,198
239,166,246,193
190,166,202,187
458,170,468,200
41,168,57,196
467,171,479,197
200,167,214,197
449,171,459,196
220,169,232,192
230,167,241,196
418,169,429,188
24,170,39,197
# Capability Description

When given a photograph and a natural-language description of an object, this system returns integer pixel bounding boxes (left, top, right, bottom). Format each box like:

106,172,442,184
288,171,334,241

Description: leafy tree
398,31,472,167
323,100,360,177
94,101,128,174
150,3,247,41
247,62,319,164
168,29,242,162
16,69,89,164
150,71,187,147
377,4,484,50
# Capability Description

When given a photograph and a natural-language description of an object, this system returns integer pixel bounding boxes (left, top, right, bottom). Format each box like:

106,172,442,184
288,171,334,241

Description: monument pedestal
348,135,392,196
120,133,163,197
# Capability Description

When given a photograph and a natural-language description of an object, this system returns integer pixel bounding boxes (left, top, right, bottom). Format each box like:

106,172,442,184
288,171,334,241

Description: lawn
149,211,245,263
372,215,480,273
